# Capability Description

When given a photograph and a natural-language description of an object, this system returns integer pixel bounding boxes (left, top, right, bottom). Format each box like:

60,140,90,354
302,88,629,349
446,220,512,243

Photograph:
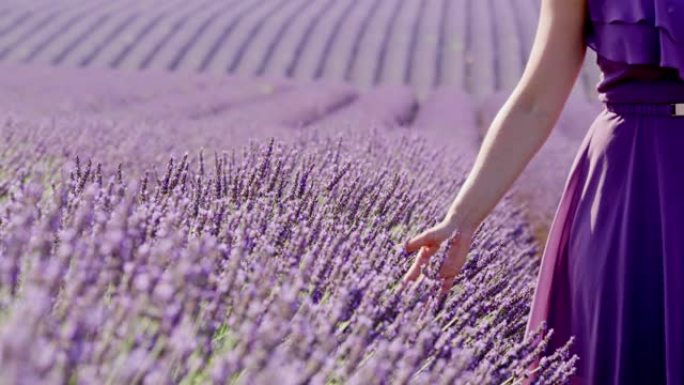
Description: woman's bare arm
444,0,588,230
402,0,589,291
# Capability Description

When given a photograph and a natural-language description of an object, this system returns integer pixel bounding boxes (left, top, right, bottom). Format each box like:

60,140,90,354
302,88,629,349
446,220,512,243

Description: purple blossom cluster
0,64,579,384
0,61,577,385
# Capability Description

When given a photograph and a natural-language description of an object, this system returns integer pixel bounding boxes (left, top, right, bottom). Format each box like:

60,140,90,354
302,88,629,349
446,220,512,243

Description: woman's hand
402,217,476,296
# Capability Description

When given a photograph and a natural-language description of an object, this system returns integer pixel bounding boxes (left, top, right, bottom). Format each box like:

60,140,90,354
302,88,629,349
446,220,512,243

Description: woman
402,0,684,383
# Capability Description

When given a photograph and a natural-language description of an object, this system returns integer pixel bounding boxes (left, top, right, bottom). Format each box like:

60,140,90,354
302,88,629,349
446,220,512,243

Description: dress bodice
584,0,684,102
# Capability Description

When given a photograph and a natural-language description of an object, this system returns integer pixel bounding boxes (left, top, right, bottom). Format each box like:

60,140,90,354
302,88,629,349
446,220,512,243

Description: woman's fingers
437,234,470,295
402,221,468,288
402,244,440,282
404,221,452,254
404,230,434,254
439,276,455,297
438,241,466,280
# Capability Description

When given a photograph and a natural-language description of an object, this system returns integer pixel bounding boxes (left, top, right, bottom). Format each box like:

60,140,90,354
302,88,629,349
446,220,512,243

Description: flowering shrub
0,93,577,384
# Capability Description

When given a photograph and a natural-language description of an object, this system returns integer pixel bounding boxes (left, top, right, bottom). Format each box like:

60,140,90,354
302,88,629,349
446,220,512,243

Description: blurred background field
0,0,601,99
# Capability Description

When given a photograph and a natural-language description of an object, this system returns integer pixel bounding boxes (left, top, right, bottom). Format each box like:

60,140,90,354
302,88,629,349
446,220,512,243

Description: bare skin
403,0,589,297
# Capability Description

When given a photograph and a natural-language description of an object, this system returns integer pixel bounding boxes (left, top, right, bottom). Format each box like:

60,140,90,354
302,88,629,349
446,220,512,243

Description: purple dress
523,0,684,384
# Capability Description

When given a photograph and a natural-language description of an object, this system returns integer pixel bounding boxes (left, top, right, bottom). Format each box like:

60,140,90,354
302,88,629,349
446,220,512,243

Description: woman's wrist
442,210,479,236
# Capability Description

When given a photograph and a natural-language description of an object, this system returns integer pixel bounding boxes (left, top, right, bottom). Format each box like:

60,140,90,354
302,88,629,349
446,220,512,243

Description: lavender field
0,1,603,384
0,0,601,98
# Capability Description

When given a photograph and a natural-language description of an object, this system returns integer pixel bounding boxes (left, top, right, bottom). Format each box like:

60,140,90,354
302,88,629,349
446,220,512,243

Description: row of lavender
0,64,582,383
0,62,598,240
0,0,601,99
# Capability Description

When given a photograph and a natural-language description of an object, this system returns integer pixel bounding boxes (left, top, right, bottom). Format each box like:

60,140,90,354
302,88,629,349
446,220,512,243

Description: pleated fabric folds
585,0,684,80
524,91,684,384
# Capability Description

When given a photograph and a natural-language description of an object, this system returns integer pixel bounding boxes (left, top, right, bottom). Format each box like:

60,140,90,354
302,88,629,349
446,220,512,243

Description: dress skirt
523,81,684,385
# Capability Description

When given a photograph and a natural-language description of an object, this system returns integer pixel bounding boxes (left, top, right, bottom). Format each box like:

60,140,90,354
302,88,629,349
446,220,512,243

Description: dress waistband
598,79,684,105
605,102,684,116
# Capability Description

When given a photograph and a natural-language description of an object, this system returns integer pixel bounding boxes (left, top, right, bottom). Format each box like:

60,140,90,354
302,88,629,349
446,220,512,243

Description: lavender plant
0,94,577,384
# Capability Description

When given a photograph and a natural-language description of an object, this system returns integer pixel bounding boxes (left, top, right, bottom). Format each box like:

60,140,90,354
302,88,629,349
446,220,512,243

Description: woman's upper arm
510,0,589,125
